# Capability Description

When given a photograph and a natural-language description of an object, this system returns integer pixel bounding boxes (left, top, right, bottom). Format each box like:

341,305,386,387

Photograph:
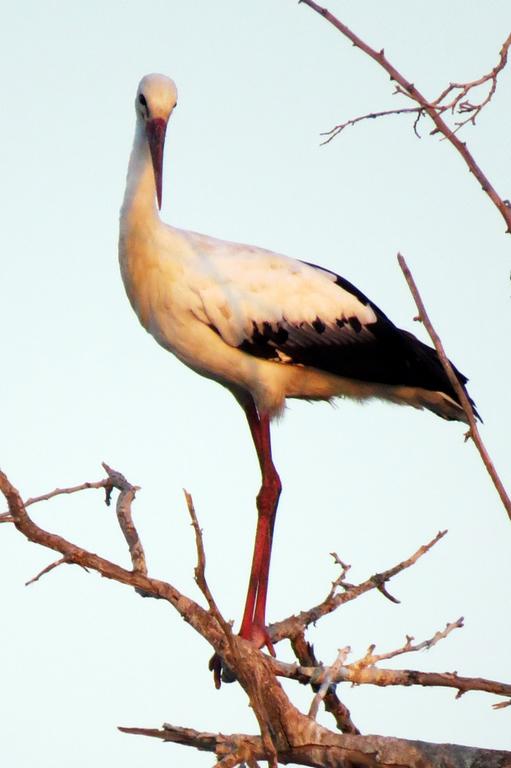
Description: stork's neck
121,118,160,225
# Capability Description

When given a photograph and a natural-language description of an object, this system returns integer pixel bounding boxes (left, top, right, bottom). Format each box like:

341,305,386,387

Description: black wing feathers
238,261,473,409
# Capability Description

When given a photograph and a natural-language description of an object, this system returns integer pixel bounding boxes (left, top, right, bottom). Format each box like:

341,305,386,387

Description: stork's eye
138,94,147,108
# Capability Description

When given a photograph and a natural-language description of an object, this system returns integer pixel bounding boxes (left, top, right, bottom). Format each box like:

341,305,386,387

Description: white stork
119,73,476,668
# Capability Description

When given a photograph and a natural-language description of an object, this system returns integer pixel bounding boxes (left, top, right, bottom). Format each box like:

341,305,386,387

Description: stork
119,73,476,666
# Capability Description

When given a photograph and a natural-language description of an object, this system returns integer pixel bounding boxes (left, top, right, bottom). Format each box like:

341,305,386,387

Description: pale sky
1,2,510,766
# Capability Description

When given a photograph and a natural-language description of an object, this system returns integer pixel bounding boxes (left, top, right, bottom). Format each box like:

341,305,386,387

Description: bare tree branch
320,106,423,144
0,477,113,522
308,646,350,720
270,530,447,642
25,556,70,586
272,619,511,704
300,0,511,234
119,721,511,768
0,468,228,658
430,33,511,130
102,463,147,575
291,633,360,735
397,253,511,521
353,617,464,668
184,489,240,689
273,655,511,704
2,466,510,765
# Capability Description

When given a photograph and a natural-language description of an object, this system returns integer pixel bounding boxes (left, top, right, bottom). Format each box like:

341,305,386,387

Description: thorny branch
300,0,511,234
397,253,511,521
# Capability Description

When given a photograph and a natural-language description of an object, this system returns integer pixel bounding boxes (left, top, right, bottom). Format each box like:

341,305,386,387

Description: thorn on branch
370,574,400,604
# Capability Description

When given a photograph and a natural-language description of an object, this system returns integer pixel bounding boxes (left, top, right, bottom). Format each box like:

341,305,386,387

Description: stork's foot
209,624,276,689
240,622,276,657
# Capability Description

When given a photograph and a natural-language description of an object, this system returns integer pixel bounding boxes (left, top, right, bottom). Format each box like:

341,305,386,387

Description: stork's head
136,74,178,209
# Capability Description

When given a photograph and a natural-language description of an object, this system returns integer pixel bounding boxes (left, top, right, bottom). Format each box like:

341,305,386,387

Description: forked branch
300,0,511,234
270,529,446,642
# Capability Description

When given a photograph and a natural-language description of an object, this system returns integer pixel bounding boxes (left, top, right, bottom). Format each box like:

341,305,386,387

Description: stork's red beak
146,118,168,210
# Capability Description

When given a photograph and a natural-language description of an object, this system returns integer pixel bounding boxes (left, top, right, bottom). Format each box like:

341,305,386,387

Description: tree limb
300,0,511,234
270,530,446,642
2,468,508,765
119,722,511,768
397,253,511,521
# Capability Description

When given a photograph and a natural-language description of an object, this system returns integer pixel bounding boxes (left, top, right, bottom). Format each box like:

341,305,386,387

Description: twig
431,33,511,131
321,35,511,145
328,552,352,593
308,646,350,720
102,463,147,575
397,253,511,521
320,107,422,145
184,490,235,641
0,478,112,521
291,633,360,734
185,490,221,615
25,556,69,586
300,0,511,234
184,490,239,690
270,530,446,642
493,699,511,710
353,618,464,669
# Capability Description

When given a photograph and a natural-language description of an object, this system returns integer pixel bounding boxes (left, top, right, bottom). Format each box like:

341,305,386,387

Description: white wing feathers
185,235,376,348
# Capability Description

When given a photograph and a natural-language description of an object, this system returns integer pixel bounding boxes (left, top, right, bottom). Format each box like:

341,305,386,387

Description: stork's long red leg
239,398,281,655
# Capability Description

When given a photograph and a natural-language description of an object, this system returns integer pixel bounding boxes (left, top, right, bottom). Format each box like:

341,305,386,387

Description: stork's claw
209,653,236,688
209,624,276,689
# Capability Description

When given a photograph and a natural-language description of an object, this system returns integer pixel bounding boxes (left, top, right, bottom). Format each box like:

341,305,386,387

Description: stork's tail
397,331,481,424
391,387,478,424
